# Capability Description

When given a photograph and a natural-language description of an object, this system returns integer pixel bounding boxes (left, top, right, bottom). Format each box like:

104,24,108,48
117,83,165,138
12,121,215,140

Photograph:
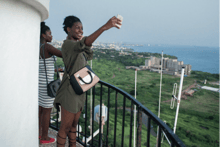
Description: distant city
50,39,146,51
51,40,192,76
49,39,63,48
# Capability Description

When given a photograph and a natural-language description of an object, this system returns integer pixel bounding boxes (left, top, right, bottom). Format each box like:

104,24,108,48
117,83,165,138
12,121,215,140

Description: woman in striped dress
39,22,62,144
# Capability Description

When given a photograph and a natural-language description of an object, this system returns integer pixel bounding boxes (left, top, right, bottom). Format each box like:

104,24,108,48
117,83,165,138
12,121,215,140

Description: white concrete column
0,0,49,146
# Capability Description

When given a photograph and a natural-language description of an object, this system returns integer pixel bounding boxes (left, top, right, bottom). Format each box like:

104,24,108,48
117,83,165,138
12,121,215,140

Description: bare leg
39,106,43,137
41,107,52,140
68,108,82,147
57,106,76,147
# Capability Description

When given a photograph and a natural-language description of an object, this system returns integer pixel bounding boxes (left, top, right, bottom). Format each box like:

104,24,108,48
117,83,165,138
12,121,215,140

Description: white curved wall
21,0,50,21
0,0,49,146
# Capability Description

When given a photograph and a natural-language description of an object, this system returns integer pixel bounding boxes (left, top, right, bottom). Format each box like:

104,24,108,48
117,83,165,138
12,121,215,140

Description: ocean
127,45,219,74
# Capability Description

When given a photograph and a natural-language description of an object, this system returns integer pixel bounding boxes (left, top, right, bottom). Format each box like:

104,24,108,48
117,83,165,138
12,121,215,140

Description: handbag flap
73,66,99,90
78,72,95,85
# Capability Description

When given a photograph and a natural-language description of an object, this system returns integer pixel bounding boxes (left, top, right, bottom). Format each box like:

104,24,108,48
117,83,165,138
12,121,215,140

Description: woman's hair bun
41,22,46,28
40,21,50,35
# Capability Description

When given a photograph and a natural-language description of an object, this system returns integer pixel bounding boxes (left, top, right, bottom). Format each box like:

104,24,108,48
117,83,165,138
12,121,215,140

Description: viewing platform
46,80,186,147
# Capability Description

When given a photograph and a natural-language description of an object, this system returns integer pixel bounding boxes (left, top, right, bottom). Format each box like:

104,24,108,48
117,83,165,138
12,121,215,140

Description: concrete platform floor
39,128,82,147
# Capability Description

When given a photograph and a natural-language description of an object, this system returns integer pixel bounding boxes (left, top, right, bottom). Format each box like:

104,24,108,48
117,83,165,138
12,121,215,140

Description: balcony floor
39,128,82,147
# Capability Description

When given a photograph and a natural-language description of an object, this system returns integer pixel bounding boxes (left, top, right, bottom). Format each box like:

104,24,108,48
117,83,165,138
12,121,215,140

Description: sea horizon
125,45,219,74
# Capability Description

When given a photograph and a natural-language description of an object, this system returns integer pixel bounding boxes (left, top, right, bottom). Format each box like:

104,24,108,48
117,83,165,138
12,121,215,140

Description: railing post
78,115,80,140
136,106,139,147
91,86,95,146
171,140,175,147
56,105,59,129
90,60,93,139
113,91,118,146
84,91,88,146
129,101,133,147
147,117,151,147
158,126,162,147
121,95,126,147
106,87,111,147
137,107,142,147
99,84,103,147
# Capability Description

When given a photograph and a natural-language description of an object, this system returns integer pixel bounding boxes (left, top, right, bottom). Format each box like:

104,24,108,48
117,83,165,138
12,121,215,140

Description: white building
145,56,191,75
0,1,50,146
201,86,220,93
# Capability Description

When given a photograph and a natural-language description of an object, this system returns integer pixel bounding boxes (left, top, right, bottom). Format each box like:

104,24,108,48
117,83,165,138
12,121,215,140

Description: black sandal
57,133,66,146
67,131,76,147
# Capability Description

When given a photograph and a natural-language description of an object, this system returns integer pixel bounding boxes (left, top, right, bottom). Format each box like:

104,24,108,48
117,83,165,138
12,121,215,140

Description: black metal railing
50,80,186,147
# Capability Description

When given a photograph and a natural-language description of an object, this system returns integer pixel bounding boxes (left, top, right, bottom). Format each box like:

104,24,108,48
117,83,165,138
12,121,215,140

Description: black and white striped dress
38,46,56,108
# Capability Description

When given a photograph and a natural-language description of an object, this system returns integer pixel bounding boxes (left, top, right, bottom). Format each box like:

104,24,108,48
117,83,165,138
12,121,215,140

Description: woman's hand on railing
55,68,64,72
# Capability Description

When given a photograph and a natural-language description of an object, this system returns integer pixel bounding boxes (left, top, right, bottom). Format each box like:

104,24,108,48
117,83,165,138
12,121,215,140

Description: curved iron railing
50,80,186,147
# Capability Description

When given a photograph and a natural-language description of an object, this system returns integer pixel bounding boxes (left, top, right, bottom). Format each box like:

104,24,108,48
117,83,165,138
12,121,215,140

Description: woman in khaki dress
54,15,122,147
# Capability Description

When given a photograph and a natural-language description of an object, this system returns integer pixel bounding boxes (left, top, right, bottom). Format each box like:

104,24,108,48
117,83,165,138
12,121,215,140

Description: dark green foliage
150,82,156,87
93,49,177,67
208,116,214,120
56,57,64,68
191,71,219,81
129,90,138,95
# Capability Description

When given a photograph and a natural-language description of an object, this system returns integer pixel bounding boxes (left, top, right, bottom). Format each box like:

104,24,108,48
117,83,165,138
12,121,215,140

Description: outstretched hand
103,16,122,30
84,16,122,46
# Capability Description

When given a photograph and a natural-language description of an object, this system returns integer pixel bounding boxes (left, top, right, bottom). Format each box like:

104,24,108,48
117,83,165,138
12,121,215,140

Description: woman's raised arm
84,16,122,46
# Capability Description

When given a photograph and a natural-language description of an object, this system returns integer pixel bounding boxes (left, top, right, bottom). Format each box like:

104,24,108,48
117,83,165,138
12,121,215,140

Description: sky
45,0,219,47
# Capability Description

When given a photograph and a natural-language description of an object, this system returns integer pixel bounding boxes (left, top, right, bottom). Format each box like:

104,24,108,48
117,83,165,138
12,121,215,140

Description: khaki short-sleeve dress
53,37,93,113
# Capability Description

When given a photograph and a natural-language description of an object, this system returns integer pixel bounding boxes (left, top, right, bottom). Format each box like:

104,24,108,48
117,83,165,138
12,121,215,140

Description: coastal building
119,50,132,56
144,56,191,76
126,66,141,70
137,55,144,58
201,86,220,93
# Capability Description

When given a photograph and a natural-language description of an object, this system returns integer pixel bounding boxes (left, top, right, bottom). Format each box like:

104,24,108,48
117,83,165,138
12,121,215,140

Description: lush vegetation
191,70,219,82
55,49,177,67
92,49,177,66
54,49,219,147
